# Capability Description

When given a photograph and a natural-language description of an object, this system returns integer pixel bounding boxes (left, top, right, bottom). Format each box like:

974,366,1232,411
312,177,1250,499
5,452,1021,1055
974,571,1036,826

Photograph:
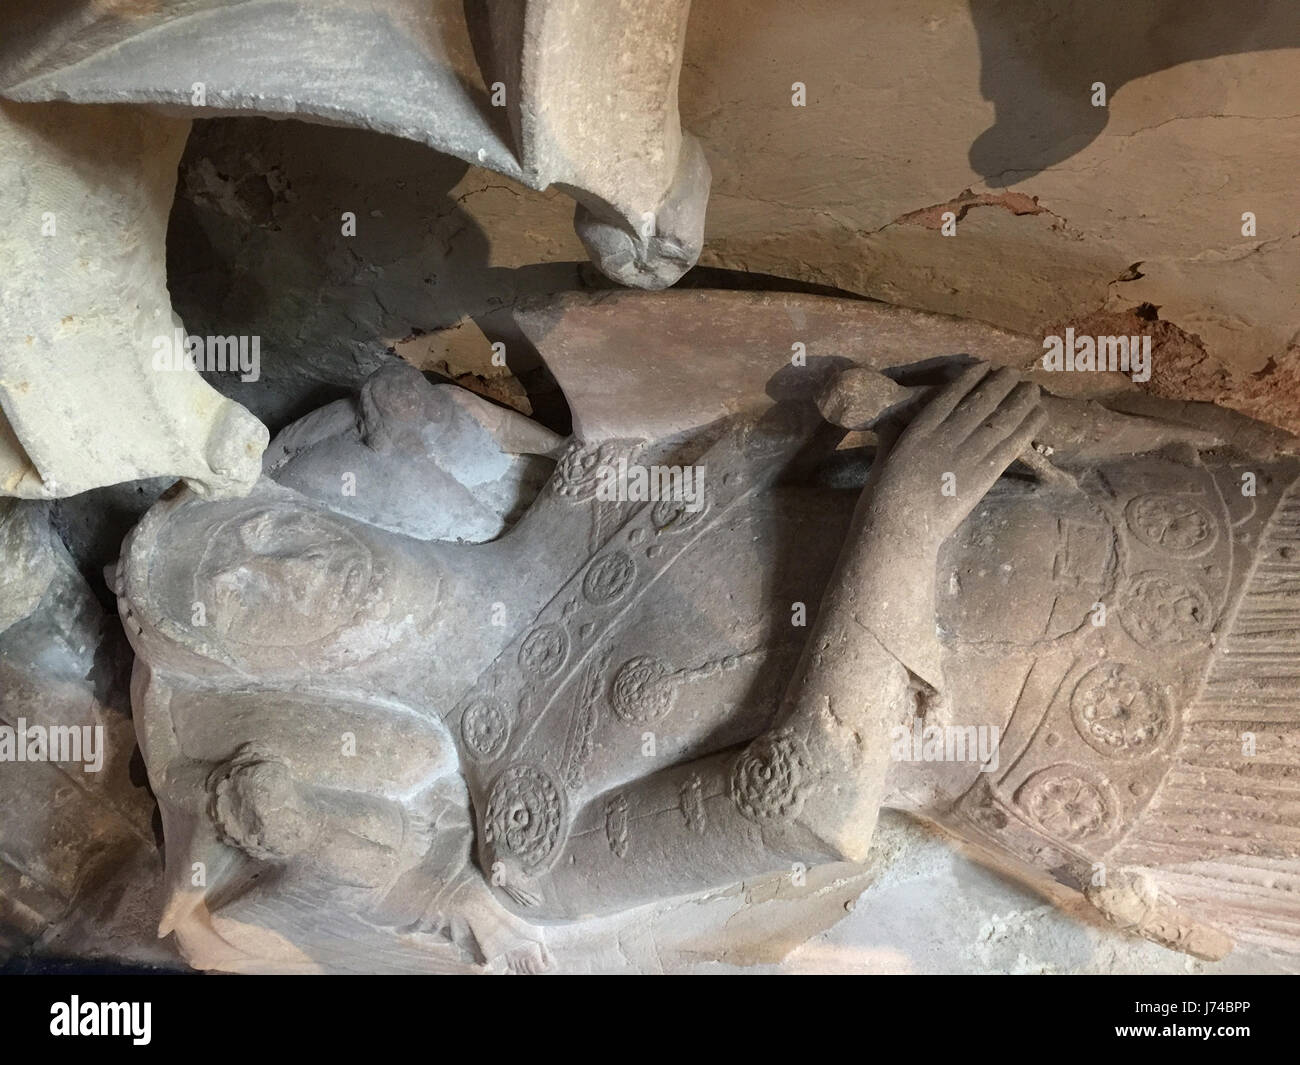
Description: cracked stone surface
677,0,1299,376
154,2,1298,434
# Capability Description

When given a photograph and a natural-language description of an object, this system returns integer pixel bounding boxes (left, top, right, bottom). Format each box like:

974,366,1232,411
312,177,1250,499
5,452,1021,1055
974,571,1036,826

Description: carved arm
513,365,1047,918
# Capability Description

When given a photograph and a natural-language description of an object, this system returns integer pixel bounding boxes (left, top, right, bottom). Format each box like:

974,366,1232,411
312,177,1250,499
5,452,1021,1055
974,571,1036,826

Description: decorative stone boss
116,355,1300,971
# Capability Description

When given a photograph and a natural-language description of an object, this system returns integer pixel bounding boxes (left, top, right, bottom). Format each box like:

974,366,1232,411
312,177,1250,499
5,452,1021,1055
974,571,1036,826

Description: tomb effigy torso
115,294,1300,972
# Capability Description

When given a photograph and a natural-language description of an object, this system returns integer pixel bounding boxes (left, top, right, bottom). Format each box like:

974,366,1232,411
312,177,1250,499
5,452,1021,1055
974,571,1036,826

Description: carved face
195,505,378,647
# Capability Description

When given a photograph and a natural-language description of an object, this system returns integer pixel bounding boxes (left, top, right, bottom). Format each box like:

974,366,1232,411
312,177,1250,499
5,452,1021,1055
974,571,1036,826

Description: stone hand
864,362,1046,551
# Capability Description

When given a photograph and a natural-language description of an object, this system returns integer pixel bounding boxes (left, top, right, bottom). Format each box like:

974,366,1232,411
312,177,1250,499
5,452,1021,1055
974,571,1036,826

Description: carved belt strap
449,412,822,877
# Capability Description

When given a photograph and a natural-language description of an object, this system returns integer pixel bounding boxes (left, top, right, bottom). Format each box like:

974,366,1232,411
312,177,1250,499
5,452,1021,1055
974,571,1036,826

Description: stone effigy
262,361,563,543
0,0,708,291
113,293,1300,972
0,0,706,502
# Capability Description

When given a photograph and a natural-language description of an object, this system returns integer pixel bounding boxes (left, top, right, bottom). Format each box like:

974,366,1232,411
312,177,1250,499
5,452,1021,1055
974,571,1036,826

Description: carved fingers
504,941,555,975
909,367,1043,466
979,397,1049,473
868,362,1046,548
943,367,1025,441
964,379,1044,460
905,361,994,436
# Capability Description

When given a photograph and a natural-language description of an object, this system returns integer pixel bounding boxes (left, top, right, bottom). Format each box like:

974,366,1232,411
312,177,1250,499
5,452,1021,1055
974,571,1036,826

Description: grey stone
0,500,160,963
114,294,1300,972
0,99,267,500
263,362,562,543
0,0,710,289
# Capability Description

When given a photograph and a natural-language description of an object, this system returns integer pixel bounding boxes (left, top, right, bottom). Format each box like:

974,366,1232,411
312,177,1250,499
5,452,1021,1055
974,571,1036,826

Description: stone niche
1,2,1298,978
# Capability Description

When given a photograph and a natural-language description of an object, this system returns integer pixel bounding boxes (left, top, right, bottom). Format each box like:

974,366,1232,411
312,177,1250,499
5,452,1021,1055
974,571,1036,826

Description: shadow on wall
968,0,1300,184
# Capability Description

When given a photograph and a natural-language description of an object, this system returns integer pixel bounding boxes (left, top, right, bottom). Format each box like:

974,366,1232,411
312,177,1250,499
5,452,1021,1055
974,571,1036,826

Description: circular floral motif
518,623,569,678
610,656,677,723
1125,493,1218,556
196,505,383,648
1016,765,1115,843
729,729,812,822
459,696,511,761
553,442,617,503
1119,572,1213,649
582,551,637,605
1070,662,1172,758
651,496,708,533
484,764,564,872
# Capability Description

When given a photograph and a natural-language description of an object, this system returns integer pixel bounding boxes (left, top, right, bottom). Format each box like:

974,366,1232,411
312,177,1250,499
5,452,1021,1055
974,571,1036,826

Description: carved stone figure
0,1,707,503
116,293,1300,972
0,0,709,290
